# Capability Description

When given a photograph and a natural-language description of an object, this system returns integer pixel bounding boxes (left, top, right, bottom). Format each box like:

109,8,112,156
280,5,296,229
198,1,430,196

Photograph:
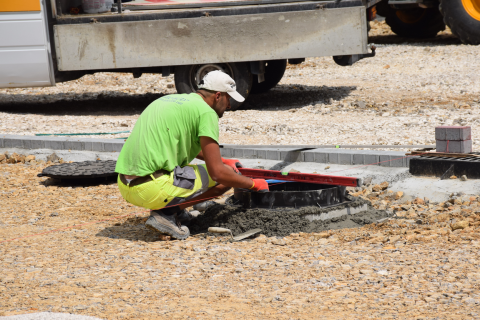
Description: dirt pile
190,197,389,237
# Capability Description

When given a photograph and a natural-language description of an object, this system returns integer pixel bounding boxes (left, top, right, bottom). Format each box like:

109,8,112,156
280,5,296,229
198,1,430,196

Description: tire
383,4,445,38
174,62,252,111
440,0,480,45
375,0,392,17
250,60,287,94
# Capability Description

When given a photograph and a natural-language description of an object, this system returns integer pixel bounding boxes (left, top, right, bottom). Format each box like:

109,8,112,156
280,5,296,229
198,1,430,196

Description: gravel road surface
0,22,479,150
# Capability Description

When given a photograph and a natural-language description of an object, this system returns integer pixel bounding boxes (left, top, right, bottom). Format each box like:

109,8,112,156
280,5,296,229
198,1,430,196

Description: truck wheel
382,5,445,38
174,63,252,111
250,60,287,94
440,0,480,45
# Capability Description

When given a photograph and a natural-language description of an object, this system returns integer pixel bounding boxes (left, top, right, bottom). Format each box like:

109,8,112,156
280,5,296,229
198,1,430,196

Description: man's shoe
193,201,217,212
145,211,190,240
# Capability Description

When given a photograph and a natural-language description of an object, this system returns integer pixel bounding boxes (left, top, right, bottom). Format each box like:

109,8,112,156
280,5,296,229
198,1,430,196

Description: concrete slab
302,202,369,221
0,148,119,162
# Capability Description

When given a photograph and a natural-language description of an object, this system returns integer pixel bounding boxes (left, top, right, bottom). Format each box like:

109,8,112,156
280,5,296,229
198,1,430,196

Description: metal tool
208,227,262,241
238,168,361,187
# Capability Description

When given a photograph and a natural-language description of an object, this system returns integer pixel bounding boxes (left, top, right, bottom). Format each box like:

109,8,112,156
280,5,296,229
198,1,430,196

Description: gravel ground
0,312,103,320
0,21,479,150
1,160,480,319
2,21,480,319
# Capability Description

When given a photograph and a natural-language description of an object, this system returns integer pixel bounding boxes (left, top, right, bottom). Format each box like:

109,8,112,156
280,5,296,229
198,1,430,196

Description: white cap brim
227,90,245,103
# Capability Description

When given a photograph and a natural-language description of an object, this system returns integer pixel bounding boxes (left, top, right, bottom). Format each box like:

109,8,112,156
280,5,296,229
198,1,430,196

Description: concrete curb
0,135,125,153
0,134,412,167
220,147,411,167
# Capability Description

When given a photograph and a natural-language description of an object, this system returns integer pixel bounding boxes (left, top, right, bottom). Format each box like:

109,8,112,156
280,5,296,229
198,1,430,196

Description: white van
0,0,378,108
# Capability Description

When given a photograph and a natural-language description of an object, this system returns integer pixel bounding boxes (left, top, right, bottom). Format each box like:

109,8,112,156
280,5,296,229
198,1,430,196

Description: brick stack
435,126,472,153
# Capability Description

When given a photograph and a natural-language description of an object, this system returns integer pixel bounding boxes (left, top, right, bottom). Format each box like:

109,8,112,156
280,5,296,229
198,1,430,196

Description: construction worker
115,71,269,240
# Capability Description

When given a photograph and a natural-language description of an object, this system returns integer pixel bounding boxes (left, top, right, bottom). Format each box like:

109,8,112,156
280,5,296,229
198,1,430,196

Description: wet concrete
190,197,389,237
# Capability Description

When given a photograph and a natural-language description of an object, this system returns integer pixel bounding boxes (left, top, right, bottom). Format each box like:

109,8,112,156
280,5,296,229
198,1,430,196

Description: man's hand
221,158,243,174
249,179,269,192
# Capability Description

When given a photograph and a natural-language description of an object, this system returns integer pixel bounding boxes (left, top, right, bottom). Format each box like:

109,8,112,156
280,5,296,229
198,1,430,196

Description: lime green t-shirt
115,93,219,176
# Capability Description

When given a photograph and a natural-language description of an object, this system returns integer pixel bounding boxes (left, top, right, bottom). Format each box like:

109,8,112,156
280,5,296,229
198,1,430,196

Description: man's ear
215,92,222,100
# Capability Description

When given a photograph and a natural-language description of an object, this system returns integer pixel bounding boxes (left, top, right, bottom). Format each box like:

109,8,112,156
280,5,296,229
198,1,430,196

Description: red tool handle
238,168,360,187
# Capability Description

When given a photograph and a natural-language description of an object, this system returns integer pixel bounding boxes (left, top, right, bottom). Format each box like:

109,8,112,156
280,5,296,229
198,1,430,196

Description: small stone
451,220,469,230
359,269,373,274
460,175,468,181
413,197,425,205
450,175,457,179
159,235,171,241
25,155,36,162
0,154,5,162
389,235,401,243
394,191,404,200
167,84,175,88
324,166,330,170
313,232,331,240
373,181,389,192
354,100,366,108
289,169,301,173
46,153,61,163
271,239,286,246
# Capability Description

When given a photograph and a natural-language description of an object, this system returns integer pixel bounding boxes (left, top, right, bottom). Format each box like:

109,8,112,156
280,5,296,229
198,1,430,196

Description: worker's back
115,93,219,176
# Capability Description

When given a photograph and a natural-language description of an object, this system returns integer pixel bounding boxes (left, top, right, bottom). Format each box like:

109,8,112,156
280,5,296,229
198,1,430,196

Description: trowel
208,227,262,241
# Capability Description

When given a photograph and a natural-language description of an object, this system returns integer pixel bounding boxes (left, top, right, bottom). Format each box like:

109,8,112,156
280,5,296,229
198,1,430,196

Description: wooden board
406,151,480,159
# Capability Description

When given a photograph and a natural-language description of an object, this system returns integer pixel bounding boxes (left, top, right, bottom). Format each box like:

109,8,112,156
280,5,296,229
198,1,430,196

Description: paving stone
436,139,472,153
435,126,471,141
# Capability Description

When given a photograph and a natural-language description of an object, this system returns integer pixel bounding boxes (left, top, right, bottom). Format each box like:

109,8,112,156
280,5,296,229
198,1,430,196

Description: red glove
222,158,243,174
249,179,269,192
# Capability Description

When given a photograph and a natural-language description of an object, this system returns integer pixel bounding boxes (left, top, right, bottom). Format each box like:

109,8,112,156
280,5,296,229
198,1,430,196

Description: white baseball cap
198,70,245,102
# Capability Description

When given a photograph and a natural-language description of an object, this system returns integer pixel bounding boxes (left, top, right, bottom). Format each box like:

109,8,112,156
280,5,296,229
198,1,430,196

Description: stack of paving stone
435,126,472,153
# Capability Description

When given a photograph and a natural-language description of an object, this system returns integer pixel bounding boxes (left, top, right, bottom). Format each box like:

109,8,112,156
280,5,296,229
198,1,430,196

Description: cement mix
190,197,389,237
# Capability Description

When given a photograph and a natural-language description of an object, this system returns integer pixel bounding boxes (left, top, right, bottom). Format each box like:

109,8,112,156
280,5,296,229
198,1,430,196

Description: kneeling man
115,71,268,240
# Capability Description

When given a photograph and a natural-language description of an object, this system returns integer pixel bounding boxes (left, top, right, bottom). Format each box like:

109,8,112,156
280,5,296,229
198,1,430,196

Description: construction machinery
375,0,480,44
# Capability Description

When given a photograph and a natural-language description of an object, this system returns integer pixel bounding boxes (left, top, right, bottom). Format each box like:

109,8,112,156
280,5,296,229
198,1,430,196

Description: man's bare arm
200,136,253,189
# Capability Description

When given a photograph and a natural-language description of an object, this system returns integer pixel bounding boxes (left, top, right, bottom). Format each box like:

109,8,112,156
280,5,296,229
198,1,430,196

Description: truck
375,0,480,45
0,0,379,110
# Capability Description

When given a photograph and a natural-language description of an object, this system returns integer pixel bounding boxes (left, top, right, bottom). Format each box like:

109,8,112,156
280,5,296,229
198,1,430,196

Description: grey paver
266,149,280,161
435,126,471,141
243,149,257,159
280,149,304,162
436,139,472,153
104,141,124,153
2,135,25,149
64,139,85,151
